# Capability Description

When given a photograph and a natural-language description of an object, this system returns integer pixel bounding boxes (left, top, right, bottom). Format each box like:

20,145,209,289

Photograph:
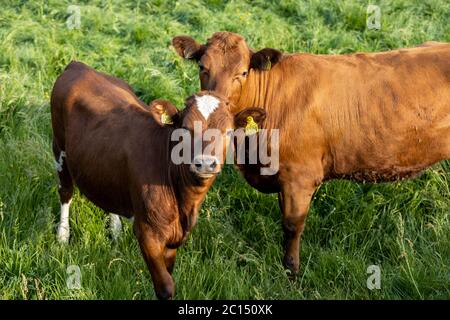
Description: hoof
283,254,299,279
156,286,174,300
155,279,175,300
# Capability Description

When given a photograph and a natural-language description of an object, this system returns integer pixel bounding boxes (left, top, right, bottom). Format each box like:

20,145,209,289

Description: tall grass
0,0,449,299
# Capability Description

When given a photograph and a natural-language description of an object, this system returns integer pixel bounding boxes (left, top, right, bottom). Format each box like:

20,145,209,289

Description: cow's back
256,44,450,183
328,45,449,180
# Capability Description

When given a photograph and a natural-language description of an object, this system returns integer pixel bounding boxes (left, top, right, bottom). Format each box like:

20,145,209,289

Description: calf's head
172,32,282,104
153,91,266,179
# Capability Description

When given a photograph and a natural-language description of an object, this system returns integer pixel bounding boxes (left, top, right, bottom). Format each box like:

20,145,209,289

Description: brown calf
50,61,264,299
173,32,450,276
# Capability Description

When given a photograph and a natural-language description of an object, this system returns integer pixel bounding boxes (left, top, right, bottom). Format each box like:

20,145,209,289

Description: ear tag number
161,110,173,125
245,116,259,135
263,56,272,70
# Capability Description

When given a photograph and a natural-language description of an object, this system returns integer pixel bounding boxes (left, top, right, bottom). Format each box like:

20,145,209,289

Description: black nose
202,157,217,172
208,159,217,170
193,156,219,174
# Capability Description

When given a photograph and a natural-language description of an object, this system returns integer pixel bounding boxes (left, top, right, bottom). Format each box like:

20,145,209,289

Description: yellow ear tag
263,57,272,71
245,116,259,135
161,110,173,125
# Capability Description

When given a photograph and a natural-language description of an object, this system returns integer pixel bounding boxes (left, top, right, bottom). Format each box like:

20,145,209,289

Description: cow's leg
133,219,174,300
164,248,177,274
280,179,317,277
109,213,122,241
277,192,284,214
53,141,73,244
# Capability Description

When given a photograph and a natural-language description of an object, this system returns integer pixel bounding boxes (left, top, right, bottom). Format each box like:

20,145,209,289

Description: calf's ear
250,48,282,71
149,99,179,126
234,108,266,132
172,35,206,61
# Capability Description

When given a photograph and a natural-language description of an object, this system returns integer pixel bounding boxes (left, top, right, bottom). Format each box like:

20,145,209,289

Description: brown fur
50,61,263,299
173,32,450,276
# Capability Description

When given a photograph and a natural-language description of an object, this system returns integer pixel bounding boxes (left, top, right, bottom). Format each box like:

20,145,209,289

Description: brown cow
50,61,265,299
173,32,450,276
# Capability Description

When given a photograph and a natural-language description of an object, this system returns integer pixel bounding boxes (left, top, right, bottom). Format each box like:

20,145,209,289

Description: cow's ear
250,48,282,71
234,108,266,133
172,36,206,61
149,99,179,126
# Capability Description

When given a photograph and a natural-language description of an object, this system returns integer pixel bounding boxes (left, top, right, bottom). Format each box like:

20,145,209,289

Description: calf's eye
242,71,248,77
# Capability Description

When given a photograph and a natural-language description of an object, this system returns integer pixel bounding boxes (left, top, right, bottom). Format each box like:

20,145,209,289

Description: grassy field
0,0,449,300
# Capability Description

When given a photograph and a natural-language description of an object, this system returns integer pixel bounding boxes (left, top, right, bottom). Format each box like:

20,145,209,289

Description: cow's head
153,91,265,179
172,32,282,105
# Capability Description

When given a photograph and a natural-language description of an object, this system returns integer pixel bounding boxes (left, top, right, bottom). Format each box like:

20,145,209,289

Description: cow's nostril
193,157,218,174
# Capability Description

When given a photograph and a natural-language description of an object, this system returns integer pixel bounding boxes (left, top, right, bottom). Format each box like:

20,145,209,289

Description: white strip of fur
109,213,122,241
57,199,71,243
55,151,66,172
195,95,220,120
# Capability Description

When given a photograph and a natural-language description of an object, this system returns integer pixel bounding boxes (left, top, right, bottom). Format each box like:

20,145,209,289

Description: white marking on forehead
195,95,220,120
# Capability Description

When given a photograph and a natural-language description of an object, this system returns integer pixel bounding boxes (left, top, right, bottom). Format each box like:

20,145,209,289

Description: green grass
0,0,449,299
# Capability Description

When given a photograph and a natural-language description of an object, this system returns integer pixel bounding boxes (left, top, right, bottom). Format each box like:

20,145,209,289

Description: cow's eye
242,71,248,77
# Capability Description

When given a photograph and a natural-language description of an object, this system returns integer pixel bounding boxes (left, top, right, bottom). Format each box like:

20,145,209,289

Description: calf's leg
53,141,73,244
279,179,317,277
109,213,122,241
133,219,174,300
164,248,177,274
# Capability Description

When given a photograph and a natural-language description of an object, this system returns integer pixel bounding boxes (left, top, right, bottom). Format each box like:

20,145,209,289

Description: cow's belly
326,108,450,183
328,137,450,183
327,164,429,183
73,176,133,217
65,148,134,217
